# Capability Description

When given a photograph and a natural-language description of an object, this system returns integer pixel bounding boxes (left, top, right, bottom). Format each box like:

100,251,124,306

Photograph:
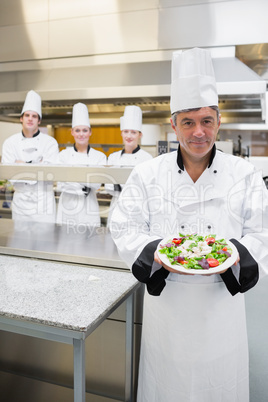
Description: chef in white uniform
110,48,268,402
2,90,59,222
56,103,107,227
106,105,152,227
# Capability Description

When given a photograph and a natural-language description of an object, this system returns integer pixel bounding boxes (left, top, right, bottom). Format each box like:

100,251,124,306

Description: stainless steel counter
0,164,133,184
0,218,127,270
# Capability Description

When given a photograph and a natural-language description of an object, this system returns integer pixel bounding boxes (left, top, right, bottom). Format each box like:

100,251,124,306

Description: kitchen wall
0,0,268,65
0,0,268,154
0,0,268,94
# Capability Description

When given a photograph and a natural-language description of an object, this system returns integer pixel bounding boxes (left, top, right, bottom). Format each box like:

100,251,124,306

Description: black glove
220,238,259,295
82,186,91,197
132,239,169,296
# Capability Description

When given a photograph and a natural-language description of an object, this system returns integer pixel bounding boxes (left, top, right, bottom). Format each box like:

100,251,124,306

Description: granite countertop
0,255,138,333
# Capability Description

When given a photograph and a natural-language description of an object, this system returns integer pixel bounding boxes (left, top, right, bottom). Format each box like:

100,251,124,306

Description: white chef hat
21,90,42,119
170,47,218,114
120,105,142,132
72,103,91,128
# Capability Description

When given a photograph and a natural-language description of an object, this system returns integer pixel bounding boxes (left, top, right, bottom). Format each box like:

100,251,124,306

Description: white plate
157,236,239,275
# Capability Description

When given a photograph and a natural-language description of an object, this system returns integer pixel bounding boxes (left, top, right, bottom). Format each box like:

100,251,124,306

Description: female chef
56,103,107,227
105,105,152,227
110,48,268,402
2,90,59,222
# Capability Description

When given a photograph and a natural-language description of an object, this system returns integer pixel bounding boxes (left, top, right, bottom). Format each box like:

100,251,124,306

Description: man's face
72,125,91,146
170,107,221,161
20,111,40,133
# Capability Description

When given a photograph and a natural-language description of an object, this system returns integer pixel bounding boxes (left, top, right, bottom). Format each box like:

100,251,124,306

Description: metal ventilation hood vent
213,56,266,95
0,46,266,126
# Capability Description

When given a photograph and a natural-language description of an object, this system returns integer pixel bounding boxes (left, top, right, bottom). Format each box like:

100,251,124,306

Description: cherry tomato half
172,238,182,245
206,258,219,267
206,237,216,245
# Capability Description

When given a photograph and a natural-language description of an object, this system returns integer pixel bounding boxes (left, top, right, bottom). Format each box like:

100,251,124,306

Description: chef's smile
188,139,210,147
72,125,91,145
121,129,142,153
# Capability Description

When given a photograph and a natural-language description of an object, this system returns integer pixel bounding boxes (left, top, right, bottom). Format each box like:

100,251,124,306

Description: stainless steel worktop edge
0,219,129,270
0,246,129,270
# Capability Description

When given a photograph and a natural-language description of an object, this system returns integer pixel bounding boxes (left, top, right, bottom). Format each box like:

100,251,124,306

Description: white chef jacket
1,131,59,222
56,145,107,227
106,146,152,227
110,146,268,402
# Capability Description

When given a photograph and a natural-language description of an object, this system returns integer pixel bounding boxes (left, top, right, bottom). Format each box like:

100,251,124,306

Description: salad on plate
157,233,237,273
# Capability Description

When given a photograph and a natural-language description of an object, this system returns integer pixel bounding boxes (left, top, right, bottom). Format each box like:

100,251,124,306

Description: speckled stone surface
0,255,138,333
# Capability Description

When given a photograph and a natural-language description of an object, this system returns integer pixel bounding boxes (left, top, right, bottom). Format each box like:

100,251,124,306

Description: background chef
105,105,152,227
1,90,59,222
110,48,268,402
56,102,107,228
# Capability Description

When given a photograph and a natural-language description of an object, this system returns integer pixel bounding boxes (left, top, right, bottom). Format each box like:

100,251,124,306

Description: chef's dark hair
171,106,220,126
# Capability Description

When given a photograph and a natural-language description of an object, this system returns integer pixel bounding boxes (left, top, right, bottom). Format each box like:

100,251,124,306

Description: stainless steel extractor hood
0,46,266,126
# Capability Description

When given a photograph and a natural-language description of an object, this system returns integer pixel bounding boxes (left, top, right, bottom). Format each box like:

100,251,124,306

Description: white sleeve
239,171,268,279
2,137,37,185
41,138,59,163
2,139,17,164
221,170,268,295
110,167,161,268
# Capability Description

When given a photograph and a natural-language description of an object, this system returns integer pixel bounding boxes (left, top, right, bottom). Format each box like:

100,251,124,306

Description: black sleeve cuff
114,184,122,192
220,238,259,296
132,239,169,296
